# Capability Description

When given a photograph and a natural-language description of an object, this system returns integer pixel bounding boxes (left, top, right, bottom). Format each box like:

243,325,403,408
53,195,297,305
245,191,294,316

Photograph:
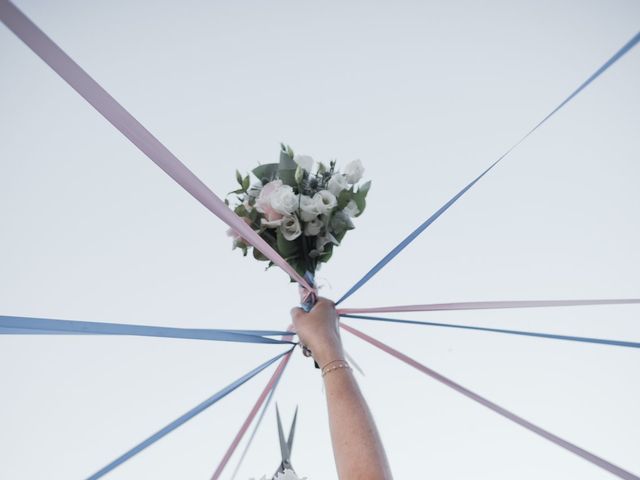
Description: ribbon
337,298,640,315
211,347,294,479
0,0,312,293
0,315,295,345
341,324,640,480
86,348,292,480
336,30,640,305
341,314,640,349
228,356,288,480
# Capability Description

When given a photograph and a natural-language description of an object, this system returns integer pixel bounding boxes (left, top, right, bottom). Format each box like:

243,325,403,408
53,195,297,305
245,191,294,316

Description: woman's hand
290,297,345,368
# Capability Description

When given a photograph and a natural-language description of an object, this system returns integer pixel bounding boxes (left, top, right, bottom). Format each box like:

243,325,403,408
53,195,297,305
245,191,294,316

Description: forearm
324,368,392,480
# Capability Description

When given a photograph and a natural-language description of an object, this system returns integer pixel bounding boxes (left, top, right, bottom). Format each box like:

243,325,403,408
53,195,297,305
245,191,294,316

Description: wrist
313,344,345,367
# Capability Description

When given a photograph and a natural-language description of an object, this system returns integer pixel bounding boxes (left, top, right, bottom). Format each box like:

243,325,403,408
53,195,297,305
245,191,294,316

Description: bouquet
227,144,370,281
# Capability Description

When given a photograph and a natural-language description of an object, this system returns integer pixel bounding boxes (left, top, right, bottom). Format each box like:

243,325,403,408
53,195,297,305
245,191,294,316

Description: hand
290,297,344,368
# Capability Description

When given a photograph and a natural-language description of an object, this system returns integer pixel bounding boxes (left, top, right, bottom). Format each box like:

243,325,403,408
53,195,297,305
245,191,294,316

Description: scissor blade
287,406,298,457
276,404,290,462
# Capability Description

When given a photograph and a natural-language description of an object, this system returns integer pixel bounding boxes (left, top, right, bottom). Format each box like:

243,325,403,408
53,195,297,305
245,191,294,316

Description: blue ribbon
0,316,294,345
342,314,640,349
337,30,640,305
86,349,292,480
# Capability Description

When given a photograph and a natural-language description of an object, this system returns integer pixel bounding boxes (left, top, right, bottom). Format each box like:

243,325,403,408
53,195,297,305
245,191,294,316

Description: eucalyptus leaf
330,211,355,234
252,163,279,183
278,145,298,186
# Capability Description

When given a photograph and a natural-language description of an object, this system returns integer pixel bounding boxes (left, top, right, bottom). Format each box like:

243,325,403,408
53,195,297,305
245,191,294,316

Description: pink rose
256,180,285,222
226,217,252,243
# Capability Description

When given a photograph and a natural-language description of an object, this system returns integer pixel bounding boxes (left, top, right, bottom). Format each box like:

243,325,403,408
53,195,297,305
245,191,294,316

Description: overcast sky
1,0,639,479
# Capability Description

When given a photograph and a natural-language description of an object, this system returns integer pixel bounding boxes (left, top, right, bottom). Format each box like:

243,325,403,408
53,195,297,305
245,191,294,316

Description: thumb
290,306,305,321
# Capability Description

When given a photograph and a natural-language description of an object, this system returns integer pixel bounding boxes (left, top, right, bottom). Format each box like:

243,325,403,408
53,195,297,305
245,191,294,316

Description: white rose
293,154,314,172
327,173,348,196
313,189,337,214
270,185,298,215
343,159,365,183
342,199,360,217
280,215,302,241
298,194,321,222
304,217,323,236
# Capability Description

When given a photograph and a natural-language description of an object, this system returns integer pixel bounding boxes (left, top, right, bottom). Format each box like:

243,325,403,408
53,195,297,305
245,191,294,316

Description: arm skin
291,297,393,480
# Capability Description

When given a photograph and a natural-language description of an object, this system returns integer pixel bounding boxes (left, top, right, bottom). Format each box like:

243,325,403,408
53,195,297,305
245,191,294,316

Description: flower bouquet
227,144,370,286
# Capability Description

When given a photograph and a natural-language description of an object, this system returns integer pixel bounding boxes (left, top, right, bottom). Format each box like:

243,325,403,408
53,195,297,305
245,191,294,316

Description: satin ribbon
228,357,288,480
211,348,294,480
0,315,295,345
337,298,640,315
341,314,640,349
341,324,640,480
86,348,292,480
336,30,640,305
0,0,313,293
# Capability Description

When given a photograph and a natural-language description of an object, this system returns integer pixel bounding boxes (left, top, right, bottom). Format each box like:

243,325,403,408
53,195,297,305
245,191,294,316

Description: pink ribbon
341,323,639,480
210,330,294,480
337,298,640,315
0,0,312,293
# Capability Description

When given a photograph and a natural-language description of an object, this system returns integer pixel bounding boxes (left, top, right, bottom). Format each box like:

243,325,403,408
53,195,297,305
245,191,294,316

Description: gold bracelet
320,359,347,370
321,361,351,377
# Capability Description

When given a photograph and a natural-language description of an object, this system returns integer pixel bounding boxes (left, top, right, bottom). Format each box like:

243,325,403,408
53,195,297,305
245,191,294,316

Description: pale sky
1,1,639,479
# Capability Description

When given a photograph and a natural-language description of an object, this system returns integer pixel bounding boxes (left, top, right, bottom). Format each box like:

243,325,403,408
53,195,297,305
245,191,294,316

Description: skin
291,297,393,480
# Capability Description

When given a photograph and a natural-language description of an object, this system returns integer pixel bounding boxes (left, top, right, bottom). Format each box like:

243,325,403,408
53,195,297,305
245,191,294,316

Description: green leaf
236,170,243,186
276,229,299,258
242,175,250,192
330,211,355,235
252,247,269,261
318,244,334,263
278,144,298,186
337,190,352,210
353,181,371,217
252,163,279,182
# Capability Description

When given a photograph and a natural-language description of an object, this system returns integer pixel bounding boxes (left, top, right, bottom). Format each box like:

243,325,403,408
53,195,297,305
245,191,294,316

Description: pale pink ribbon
210,328,295,480
0,0,312,293
337,298,640,315
341,323,640,480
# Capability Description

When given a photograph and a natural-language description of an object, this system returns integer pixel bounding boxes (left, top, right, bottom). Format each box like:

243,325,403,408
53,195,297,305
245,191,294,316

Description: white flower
270,185,298,215
327,173,348,196
343,159,365,183
260,218,283,229
298,194,322,222
342,199,360,217
293,154,314,172
304,217,323,236
280,215,302,241
256,180,284,221
314,190,337,214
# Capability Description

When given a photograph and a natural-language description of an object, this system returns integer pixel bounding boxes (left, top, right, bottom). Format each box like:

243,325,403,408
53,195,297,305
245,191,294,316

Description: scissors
274,404,298,476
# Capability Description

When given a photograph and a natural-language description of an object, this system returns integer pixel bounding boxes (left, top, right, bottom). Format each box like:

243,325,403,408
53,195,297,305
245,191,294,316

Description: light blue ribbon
342,314,640,349
86,349,292,480
0,316,294,345
337,30,640,305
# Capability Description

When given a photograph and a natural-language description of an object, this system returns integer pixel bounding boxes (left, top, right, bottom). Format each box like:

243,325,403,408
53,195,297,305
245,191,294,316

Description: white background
1,1,639,479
